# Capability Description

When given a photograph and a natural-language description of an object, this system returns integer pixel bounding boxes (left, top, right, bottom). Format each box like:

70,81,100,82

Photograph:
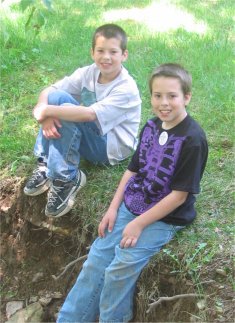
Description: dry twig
52,254,87,281
147,293,201,314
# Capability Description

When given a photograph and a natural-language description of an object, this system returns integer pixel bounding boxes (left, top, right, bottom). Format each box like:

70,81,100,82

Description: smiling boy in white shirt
24,24,141,218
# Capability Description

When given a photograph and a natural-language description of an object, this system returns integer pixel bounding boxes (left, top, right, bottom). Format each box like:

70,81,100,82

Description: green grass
0,0,234,319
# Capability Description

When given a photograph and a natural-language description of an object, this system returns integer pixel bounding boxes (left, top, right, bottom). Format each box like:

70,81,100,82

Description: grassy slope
0,0,234,320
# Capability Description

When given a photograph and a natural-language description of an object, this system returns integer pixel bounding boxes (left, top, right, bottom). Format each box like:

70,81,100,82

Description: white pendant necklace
159,131,168,145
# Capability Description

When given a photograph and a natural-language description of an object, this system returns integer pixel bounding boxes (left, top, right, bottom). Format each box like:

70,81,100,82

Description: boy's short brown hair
92,24,127,52
149,63,192,95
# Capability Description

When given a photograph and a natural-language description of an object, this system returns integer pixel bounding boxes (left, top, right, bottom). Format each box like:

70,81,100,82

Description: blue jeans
57,202,184,322
34,90,109,181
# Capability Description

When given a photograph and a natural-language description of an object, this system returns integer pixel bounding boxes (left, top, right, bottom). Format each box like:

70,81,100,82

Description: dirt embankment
0,178,234,322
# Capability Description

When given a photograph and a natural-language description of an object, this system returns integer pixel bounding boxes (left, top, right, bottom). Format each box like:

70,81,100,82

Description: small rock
185,280,193,286
215,306,223,314
1,205,10,212
216,269,227,277
28,296,38,303
6,301,24,319
5,302,43,323
196,299,206,310
32,272,44,283
218,285,225,289
38,290,44,296
39,296,52,306
51,291,63,299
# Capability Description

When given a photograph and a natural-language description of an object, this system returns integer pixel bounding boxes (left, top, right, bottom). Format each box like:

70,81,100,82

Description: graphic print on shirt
125,120,186,215
81,87,97,107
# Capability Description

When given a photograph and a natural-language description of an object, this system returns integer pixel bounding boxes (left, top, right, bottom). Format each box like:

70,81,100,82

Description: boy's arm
33,102,97,123
34,86,62,139
36,86,56,105
98,169,136,238
120,190,188,248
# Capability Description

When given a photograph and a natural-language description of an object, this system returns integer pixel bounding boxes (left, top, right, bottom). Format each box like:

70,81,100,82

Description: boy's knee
48,90,71,105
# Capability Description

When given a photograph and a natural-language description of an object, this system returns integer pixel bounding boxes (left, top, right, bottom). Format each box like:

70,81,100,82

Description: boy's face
91,36,128,83
151,76,191,129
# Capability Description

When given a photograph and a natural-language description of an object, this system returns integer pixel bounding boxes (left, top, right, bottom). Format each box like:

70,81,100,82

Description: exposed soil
0,177,234,322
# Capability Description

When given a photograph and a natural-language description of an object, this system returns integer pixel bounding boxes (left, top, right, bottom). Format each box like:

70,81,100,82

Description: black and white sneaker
45,170,87,218
24,161,50,196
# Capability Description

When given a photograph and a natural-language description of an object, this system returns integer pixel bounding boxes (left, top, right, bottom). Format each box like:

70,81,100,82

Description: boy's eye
154,94,161,98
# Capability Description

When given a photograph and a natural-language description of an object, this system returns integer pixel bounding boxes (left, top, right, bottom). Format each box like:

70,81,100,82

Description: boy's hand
120,220,143,248
98,208,117,238
42,118,62,139
33,103,47,122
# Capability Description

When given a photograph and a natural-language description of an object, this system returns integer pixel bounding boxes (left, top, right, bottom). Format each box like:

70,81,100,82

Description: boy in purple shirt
57,63,208,322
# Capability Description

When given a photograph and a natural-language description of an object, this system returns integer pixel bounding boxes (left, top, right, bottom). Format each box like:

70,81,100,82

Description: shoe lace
47,184,64,205
30,165,46,182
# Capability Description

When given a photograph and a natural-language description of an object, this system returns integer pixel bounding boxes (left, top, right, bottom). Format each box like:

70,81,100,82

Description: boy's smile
91,36,128,83
151,76,191,129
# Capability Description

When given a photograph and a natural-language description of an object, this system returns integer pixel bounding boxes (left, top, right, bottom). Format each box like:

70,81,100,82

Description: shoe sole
45,171,87,218
24,180,50,196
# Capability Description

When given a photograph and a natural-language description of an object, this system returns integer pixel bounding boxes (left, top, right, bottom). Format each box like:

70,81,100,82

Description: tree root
52,254,88,281
147,293,201,314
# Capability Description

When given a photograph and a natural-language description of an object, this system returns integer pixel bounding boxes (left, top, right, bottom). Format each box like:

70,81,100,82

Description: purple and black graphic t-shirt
124,115,208,225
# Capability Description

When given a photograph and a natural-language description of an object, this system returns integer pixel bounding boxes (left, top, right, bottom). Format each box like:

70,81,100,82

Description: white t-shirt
52,63,142,165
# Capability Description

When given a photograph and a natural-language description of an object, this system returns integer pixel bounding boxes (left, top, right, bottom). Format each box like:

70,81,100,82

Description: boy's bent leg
45,120,108,217
47,119,81,181
45,119,85,217
46,90,81,181
57,203,129,322
99,209,184,322
35,91,84,217
33,90,79,164
48,90,79,106
57,246,105,322
78,122,109,165
29,89,108,216
25,90,79,197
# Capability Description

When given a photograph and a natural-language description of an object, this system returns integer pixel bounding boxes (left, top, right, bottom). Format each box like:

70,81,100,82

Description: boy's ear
90,48,94,60
185,93,192,106
122,49,128,62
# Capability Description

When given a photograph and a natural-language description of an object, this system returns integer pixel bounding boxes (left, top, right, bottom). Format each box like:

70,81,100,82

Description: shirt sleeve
52,67,84,97
91,84,141,135
170,137,208,194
